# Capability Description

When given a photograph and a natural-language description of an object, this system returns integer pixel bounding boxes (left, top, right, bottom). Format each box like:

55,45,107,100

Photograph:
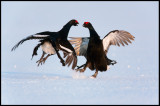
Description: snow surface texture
2,1,159,105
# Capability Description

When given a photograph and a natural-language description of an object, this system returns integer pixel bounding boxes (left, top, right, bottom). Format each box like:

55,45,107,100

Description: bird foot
36,60,43,66
90,75,96,79
36,58,46,66
90,74,97,78
76,69,85,73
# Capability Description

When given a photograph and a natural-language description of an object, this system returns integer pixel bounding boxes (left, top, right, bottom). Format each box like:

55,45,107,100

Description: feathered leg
91,69,98,78
36,51,46,66
41,54,51,64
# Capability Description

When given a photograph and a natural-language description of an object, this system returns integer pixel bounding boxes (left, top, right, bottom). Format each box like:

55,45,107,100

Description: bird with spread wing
11,19,79,70
69,22,135,78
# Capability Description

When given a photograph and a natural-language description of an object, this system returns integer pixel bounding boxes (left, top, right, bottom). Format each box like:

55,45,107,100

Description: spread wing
102,30,135,54
63,51,77,70
69,37,89,58
11,31,51,51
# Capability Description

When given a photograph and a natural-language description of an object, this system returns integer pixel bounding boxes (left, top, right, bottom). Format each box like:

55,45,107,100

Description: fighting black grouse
11,19,79,69
70,22,135,78
69,37,117,69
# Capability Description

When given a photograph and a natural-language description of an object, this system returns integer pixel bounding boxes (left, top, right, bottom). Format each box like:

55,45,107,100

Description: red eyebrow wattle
75,20,78,23
84,22,89,24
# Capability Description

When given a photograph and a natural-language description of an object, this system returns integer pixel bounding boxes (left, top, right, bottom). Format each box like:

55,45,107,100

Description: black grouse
11,19,79,69
70,22,135,78
32,37,116,69
69,37,117,69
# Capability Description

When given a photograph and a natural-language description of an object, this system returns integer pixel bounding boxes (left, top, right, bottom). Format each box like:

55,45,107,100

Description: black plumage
74,22,135,78
11,19,79,69
69,37,117,70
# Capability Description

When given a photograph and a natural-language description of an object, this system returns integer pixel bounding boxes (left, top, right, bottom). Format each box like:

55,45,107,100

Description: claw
75,69,85,73
36,60,39,63
36,58,46,66
90,75,96,78
37,60,42,66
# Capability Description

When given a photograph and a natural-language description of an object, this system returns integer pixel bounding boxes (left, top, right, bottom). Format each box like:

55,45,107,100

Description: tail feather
11,34,49,51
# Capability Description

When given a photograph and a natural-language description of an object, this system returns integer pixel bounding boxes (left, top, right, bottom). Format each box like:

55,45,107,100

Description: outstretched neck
59,23,72,38
88,26,100,38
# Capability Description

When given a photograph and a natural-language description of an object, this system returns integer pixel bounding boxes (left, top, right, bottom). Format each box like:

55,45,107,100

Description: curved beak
76,22,79,26
75,22,79,26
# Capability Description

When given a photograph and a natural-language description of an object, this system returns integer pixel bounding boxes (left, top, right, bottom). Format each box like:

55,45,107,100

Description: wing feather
63,52,77,70
103,30,135,53
69,37,89,58
59,43,78,70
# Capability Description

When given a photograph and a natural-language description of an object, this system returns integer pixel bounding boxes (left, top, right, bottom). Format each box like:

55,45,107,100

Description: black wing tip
11,46,16,51
11,47,14,51
11,48,14,51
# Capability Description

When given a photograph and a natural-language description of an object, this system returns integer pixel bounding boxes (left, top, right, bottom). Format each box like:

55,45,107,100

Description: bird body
86,32,107,71
41,41,55,55
70,22,135,78
81,22,108,76
11,19,79,69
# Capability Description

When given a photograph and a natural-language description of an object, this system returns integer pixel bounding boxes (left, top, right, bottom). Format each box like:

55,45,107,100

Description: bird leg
36,51,46,66
41,54,51,64
55,49,65,66
51,41,65,66
76,63,88,73
91,69,98,78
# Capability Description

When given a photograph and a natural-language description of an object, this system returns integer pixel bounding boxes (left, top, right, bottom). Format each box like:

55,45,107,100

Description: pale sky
2,1,158,76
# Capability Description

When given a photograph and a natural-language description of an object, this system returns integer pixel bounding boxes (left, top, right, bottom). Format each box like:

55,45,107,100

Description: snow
2,71,158,105
2,1,159,105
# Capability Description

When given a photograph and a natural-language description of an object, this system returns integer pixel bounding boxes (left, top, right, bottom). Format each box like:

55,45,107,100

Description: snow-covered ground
2,1,159,105
2,70,158,105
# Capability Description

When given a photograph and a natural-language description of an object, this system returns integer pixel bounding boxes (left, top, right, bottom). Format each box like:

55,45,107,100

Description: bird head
83,22,92,28
69,19,79,26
